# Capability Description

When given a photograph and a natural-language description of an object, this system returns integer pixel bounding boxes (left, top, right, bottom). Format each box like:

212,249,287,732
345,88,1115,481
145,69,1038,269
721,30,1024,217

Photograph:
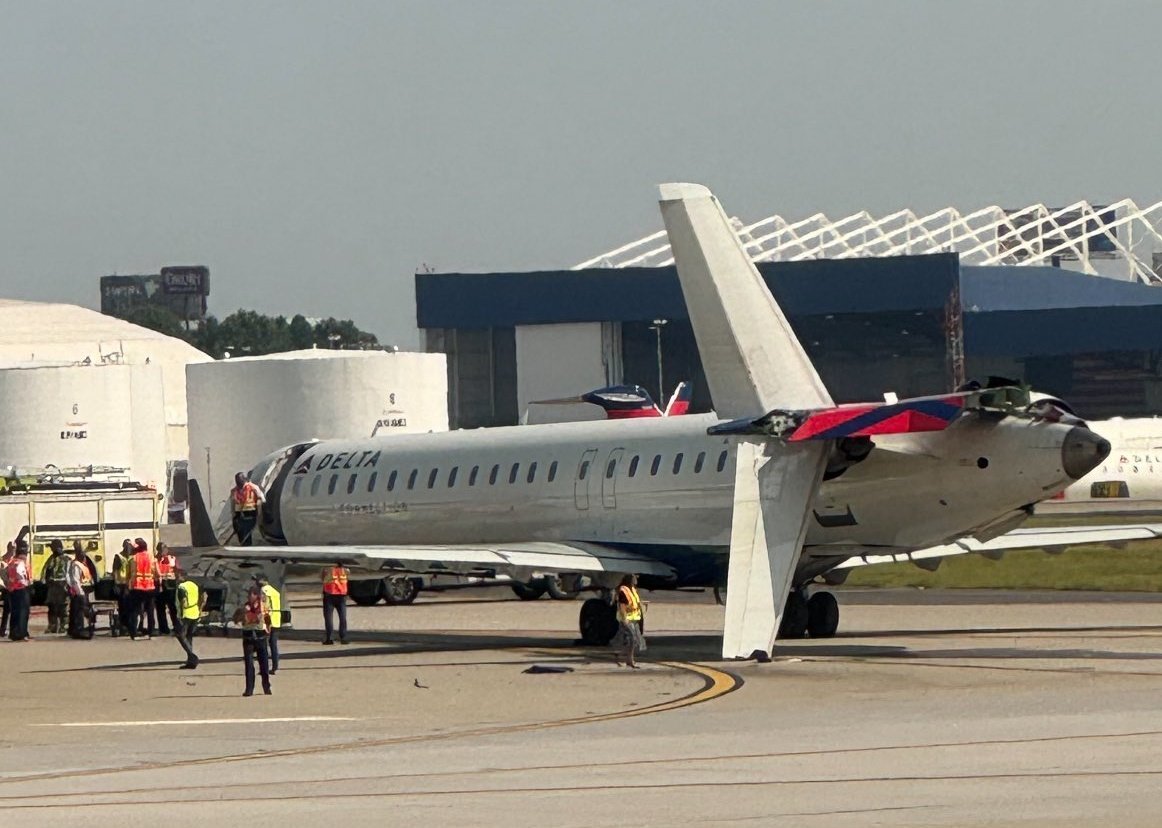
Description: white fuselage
253,412,1091,584
1039,417,1162,515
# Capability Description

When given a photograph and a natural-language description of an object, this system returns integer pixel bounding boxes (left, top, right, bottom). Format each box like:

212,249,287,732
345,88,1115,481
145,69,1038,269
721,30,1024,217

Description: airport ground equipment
0,466,161,603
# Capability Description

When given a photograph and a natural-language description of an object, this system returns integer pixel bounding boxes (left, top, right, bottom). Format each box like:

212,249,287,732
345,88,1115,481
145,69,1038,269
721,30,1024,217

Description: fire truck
0,466,162,603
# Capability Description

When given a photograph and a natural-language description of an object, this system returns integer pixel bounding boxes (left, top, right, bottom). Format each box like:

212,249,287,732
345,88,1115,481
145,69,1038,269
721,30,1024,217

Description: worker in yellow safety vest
230,472,266,547
232,584,272,696
259,576,283,673
321,562,349,646
111,539,133,636
174,568,203,669
127,538,159,640
613,574,647,669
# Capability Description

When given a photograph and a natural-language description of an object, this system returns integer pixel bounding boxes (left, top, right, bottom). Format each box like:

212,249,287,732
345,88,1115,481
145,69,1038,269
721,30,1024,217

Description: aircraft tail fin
663,381,692,416
658,183,833,418
188,479,221,549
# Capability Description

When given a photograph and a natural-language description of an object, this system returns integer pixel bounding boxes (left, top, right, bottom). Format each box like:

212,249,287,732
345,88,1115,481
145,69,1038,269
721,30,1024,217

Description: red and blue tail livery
788,394,966,441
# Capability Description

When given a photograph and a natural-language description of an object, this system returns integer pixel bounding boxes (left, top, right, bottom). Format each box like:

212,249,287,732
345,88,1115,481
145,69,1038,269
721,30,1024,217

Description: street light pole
649,318,668,402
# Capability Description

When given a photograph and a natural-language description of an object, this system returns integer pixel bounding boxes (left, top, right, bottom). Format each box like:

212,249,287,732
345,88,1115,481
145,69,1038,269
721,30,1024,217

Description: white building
187,349,448,515
0,299,211,474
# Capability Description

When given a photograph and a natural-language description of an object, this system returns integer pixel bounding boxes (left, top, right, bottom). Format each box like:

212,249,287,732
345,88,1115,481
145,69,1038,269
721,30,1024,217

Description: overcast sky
2,1,1159,345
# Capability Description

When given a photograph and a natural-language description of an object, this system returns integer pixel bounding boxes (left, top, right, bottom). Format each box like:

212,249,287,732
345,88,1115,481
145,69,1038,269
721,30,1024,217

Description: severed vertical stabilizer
658,183,833,419
659,183,831,659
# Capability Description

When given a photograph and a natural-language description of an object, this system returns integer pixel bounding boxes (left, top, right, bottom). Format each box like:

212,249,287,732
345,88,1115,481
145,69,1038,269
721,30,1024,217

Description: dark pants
46,582,68,633
176,618,198,666
68,592,92,639
131,589,156,637
322,593,347,643
8,587,30,640
242,631,271,694
157,585,177,634
233,510,258,546
268,628,280,671
114,585,131,634
0,588,9,637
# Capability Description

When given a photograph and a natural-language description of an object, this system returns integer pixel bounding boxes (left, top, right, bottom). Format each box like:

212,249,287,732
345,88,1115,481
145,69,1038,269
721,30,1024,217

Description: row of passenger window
294,449,731,499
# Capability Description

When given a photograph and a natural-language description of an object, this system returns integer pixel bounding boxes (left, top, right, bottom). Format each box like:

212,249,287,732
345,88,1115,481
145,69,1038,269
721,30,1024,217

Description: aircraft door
601,448,624,509
574,449,598,510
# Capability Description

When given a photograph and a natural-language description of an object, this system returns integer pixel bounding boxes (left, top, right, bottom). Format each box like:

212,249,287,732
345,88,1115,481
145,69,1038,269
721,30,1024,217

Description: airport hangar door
417,253,963,426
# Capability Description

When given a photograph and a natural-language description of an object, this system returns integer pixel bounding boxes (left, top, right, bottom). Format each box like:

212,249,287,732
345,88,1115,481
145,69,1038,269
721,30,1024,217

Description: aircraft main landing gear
777,589,840,639
579,597,618,645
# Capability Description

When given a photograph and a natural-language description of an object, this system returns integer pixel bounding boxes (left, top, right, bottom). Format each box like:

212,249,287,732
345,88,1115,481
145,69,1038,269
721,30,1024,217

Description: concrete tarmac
2,588,1162,826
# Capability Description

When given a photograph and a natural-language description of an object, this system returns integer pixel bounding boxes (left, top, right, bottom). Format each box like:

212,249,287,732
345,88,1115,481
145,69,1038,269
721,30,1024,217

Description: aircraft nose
1061,426,1111,480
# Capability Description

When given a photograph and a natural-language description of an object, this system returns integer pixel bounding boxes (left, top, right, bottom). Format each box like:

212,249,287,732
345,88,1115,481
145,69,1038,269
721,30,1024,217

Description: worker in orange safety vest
230,472,266,547
155,542,179,635
6,542,32,641
321,561,350,646
127,538,159,640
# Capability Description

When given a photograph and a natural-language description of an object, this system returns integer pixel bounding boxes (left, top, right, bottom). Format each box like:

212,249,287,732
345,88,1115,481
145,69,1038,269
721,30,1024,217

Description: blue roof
961,266,1162,312
416,254,959,329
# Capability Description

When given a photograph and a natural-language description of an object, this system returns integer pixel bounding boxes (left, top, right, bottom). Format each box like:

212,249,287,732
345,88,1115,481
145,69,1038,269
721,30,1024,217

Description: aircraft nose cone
1061,426,1111,480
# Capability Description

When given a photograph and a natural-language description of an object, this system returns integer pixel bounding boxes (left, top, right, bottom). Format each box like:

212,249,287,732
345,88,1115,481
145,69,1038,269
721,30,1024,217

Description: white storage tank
0,362,168,492
187,349,448,515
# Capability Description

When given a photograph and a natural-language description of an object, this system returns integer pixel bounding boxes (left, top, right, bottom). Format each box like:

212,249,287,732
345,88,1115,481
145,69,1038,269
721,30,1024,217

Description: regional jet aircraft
191,183,1126,660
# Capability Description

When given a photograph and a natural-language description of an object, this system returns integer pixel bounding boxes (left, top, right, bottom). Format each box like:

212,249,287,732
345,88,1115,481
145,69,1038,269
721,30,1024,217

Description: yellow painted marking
2,660,740,784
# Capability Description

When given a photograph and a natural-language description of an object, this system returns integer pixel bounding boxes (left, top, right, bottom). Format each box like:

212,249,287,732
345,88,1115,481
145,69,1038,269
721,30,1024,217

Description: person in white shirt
65,547,94,640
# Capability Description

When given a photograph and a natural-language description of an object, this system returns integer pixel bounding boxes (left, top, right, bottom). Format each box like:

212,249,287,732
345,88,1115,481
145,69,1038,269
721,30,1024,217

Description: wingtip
658,182,714,203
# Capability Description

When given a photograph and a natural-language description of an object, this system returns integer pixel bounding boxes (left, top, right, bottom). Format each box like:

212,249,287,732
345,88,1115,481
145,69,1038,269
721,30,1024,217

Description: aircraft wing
834,523,1162,570
189,540,678,581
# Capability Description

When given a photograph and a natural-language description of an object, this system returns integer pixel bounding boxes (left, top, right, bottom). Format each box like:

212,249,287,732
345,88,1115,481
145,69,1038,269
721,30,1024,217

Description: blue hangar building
416,253,1162,428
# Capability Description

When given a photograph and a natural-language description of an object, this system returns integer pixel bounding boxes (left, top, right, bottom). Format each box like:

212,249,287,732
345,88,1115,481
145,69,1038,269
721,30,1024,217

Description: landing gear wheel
511,580,548,601
777,591,809,639
349,586,382,607
382,577,420,606
806,591,839,638
545,575,580,601
579,597,619,645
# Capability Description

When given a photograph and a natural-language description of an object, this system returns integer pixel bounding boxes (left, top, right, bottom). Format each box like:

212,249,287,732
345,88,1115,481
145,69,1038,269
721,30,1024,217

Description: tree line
114,305,381,359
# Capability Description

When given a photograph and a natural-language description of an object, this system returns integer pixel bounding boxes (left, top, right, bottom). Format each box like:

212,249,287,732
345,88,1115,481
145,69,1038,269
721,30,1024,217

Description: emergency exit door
574,449,598,510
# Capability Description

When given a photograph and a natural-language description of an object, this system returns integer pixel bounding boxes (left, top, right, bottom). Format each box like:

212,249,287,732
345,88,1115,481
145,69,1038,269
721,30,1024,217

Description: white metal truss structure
574,199,1162,285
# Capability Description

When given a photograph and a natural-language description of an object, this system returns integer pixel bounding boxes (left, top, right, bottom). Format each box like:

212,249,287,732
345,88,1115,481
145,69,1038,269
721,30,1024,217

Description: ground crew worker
155,542,179,635
73,540,98,585
232,584,272,696
65,545,93,640
111,539,133,635
321,561,350,645
6,542,32,641
260,576,282,673
127,538,158,640
612,573,646,669
174,568,203,669
0,541,14,638
230,472,265,546
42,540,70,634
